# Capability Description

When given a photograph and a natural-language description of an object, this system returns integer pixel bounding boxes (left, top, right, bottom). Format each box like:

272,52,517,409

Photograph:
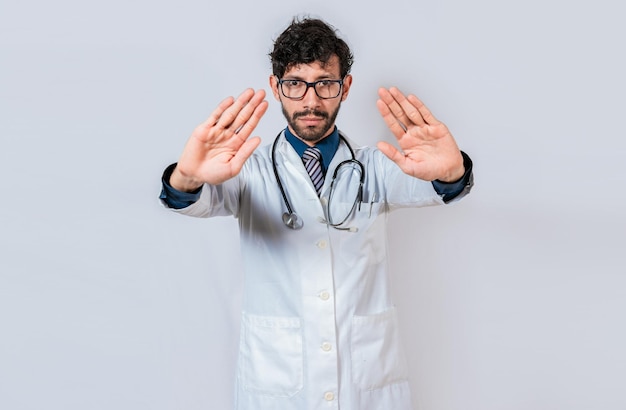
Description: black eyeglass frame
277,77,345,100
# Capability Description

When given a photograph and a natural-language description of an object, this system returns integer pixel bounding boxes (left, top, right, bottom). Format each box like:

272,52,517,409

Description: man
160,17,473,410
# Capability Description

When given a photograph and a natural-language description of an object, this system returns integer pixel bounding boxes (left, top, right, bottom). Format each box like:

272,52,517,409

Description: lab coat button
319,291,330,301
324,391,335,401
317,240,327,249
321,342,332,352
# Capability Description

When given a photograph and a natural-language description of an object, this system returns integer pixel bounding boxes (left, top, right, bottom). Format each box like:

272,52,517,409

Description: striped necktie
302,146,324,196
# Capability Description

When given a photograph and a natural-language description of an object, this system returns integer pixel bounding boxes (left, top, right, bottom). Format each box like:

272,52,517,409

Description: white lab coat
167,131,459,410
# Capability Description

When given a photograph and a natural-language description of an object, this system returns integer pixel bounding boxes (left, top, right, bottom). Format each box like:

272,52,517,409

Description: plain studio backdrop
1,0,624,409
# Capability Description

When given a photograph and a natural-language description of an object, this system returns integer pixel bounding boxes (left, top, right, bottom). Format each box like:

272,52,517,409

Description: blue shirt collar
284,126,339,172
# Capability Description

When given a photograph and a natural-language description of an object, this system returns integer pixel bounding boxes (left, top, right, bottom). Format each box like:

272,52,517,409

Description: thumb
230,136,262,172
377,141,405,166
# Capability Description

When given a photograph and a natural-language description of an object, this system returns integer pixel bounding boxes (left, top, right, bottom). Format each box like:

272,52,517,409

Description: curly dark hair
269,17,354,79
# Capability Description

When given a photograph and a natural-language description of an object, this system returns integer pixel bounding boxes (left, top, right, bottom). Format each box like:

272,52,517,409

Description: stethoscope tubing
271,130,365,230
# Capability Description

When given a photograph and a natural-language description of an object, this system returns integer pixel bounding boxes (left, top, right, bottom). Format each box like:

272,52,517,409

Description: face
270,55,352,145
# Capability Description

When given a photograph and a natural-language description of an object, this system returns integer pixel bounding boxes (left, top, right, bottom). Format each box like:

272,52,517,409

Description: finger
377,87,414,128
229,136,262,174
196,89,264,144
198,96,236,133
406,94,441,126
228,89,268,136
388,87,426,126
232,98,269,141
376,141,408,170
376,99,409,140
215,88,257,130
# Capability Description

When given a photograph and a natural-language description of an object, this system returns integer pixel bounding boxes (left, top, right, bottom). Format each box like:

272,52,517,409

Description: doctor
160,17,473,410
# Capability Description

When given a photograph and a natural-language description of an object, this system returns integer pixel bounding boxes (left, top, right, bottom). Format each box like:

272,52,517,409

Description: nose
302,84,321,108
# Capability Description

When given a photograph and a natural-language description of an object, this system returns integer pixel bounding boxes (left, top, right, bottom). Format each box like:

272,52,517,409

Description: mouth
294,111,327,127
299,116,324,125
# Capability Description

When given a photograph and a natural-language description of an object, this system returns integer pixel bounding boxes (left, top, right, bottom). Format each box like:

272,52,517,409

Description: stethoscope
271,131,365,231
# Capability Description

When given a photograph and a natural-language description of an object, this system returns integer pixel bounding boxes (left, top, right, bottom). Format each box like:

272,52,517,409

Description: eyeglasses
277,78,344,100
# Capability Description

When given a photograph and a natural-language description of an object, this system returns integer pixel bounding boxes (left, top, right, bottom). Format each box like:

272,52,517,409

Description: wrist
168,165,203,193
435,151,472,183
438,166,465,183
438,156,465,183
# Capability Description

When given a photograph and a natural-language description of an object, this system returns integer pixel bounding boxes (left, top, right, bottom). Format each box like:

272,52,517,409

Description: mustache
293,109,329,120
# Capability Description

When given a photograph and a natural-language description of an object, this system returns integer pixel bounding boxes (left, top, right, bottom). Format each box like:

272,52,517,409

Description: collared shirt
283,126,339,174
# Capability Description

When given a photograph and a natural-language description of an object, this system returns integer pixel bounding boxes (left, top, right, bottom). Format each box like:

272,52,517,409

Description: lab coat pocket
239,313,303,397
351,307,409,390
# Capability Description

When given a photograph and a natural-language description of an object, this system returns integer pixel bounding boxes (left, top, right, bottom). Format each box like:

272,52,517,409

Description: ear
340,74,353,102
269,75,281,101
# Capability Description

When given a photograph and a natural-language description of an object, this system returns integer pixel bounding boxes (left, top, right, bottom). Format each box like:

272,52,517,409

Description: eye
284,80,303,87
318,80,332,87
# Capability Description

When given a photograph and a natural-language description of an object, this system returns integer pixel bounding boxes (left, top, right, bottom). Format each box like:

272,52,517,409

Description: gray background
1,0,624,409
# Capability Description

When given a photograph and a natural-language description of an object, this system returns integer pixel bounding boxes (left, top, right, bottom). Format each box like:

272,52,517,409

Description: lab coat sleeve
370,149,472,210
159,167,244,218
169,179,242,218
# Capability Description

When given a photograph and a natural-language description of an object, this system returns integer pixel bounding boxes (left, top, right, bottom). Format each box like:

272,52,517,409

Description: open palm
170,89,268,191
376,87,465,182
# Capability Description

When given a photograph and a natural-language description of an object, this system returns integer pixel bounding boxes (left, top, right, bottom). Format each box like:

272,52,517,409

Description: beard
282,103,341,143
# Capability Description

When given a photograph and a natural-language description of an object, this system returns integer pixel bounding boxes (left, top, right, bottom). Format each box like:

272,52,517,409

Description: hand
170,89,269,191
376,87,464,182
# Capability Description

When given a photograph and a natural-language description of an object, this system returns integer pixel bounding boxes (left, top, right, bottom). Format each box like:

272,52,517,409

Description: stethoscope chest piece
282,212,304,230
